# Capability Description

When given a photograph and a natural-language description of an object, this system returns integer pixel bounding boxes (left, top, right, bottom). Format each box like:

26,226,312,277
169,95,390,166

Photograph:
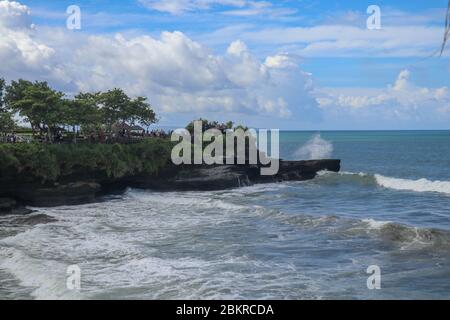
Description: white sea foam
127,189,247,211
0,247,82,300
0,190,278,300
318,170,450,195
362,218,392,230
317,170,368,177
340,171,368,177
2,174,449,300
375,174,450,195
294,134,333,160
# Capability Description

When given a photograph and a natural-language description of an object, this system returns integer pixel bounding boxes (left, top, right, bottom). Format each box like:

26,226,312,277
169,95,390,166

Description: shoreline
0,157,340,214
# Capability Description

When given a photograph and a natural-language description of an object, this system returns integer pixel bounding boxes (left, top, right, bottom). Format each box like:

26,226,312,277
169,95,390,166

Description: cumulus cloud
0,0,32,29
65,33,315,118
317,69,450,126
2,0,447,129
264,53,298,69
0,1,319,121
0,1,55,79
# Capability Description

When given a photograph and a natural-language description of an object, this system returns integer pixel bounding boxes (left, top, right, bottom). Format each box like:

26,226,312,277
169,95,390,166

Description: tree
66,93,103,143
3,79,158,143
4,79,32,117
0,78,5,109
126,96,157,127
5,80,66,142
186,119,233,134
0,78,16,136
97,88,129,135
97,88,157,136
0,112,16,135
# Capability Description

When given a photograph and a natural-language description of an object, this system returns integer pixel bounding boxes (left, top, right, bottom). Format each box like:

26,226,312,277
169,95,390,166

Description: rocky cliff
0,159,340,214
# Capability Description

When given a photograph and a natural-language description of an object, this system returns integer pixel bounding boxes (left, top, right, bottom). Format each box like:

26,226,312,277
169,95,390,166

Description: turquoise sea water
1,131,450,299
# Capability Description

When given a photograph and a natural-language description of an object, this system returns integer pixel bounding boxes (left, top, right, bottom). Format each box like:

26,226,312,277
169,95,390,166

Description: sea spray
294,134,333,160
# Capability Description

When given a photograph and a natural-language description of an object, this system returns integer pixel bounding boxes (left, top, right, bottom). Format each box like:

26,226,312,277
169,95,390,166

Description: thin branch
440,0,450,56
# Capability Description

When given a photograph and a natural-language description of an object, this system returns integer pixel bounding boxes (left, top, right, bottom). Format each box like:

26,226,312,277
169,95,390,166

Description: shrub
0,139,173,183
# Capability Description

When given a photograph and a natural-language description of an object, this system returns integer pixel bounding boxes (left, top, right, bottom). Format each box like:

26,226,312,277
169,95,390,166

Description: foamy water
1,131,450,299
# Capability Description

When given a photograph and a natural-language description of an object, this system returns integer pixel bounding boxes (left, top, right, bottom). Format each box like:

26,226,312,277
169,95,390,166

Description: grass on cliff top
0,139,173,183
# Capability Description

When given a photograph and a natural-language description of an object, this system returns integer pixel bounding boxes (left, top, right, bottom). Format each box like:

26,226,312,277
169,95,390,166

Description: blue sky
1,0,449,129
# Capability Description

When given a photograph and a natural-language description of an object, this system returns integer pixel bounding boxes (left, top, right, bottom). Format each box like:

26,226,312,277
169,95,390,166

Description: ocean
1,131,450,300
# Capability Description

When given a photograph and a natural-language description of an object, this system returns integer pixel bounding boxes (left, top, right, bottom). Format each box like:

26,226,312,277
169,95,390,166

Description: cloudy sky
0,0,449,129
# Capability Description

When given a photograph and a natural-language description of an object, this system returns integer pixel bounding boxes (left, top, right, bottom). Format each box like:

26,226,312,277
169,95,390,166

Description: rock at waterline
0,197,33,216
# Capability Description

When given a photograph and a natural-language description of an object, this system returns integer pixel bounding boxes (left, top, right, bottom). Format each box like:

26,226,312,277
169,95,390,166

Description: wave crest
374,174,450,195
317,171,450,195
362,220,450,250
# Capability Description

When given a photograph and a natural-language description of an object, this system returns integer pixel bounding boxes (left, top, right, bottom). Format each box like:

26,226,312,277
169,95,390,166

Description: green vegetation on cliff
0,77,157,142
0,139,173,183
0,77,255,187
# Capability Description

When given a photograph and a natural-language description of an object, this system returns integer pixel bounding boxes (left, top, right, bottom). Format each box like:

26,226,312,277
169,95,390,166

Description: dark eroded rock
12,213,58,226
16,182,101,207
0,197,33,215
131,159,341,191
1,160,340,208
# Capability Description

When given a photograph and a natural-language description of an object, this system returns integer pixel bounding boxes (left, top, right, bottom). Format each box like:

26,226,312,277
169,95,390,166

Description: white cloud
201,24,446,58
67,32,316,117
317,69,450,125
0,1,318,120
264,53,297,69
226,39,248,56
0,1,55,79
1,0,448,129
0,0,32,29
138,0,272,15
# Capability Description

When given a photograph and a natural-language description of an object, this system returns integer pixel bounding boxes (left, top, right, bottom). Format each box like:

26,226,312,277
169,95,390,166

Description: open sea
1,131,450,300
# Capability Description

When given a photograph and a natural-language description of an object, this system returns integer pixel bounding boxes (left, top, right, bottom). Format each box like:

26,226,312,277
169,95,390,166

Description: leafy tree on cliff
96,88,157,133
0,78,16,135
0,78,4,108
126,96,157,127
65,93,104,142
0,112,16,135
186,119,235,134
3,79,158,142
5,80,66,141
96,88,128,134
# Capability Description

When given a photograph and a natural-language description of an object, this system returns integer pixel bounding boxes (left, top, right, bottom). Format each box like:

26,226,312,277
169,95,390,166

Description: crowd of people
1,133,33,143
1,127,173,144
2,133,18,143
87,128,172,143
147,129,172,138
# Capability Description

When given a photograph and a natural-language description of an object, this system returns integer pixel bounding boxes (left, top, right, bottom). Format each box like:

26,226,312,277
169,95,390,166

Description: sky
0,0,449,130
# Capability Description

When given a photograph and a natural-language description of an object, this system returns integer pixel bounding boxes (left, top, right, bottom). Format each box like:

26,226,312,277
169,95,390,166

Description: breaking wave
359,219,450,250
374,174,450,195
1,184,450,299
279,214,450,250
317,171,450,195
